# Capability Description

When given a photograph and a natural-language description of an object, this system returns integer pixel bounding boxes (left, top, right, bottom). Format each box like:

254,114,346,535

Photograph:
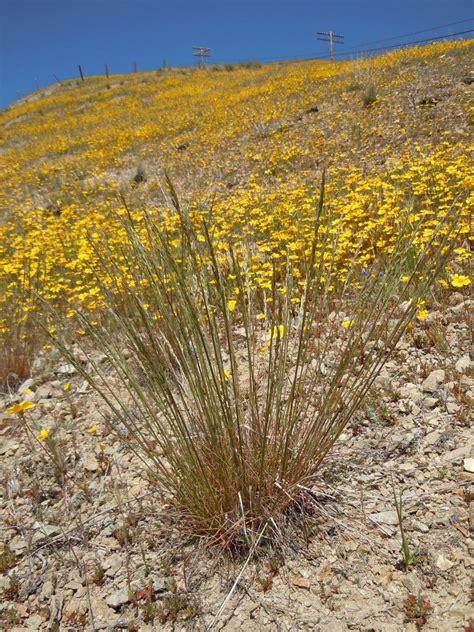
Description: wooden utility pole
133,61,137,74
105,64,109,78
78,64,84,81
192,46,210,68
317,31,344,60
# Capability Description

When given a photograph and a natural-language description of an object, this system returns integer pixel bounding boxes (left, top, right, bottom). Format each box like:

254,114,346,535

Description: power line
335,17,474,56
326,28,474,59
212,27,473,67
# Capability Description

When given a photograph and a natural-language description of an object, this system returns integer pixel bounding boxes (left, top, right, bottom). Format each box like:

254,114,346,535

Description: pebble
26,614,44,629
435,554,454,571
423,396,438,409
401,573,421,595
105,587,130,610
31,523,61,546
421,369,445,393
412,519,430,533
463,458,474,473
369,510,399,525
455,354,471,373
84,456,99,472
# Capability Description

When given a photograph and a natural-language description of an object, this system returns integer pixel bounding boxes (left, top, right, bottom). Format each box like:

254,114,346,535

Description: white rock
56,363,77,375
84,456,99,472
443,446,471,463
464,458,474,473
455,354,471,373
31,523,62,546
369,510,399,525
106,587,130,610
421,369,445,393
402,573,421,595
436,554,454,571
412,520,430,533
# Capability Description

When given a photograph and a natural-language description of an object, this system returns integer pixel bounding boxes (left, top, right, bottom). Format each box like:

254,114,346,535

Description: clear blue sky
1,0,473,108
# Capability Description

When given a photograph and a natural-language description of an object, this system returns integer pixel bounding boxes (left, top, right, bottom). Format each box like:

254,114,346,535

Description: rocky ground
0,290,472,631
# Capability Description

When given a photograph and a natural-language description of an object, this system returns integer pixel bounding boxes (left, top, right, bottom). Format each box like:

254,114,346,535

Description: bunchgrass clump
46,177,460,547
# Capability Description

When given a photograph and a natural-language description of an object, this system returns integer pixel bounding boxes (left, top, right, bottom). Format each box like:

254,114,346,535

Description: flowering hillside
0,39,473,631
0,40,472,349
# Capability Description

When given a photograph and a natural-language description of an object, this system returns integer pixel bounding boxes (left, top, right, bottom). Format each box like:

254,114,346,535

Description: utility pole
105,63,109,79
317,31,344,60
78,64,84,81
192,46,210,68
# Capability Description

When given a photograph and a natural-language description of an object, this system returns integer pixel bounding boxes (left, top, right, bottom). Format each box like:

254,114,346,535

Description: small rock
443,445,471,463
9,534,27,554
31,523,62,546
421,369,445,393
455,354,471,373
446,401,460,414
399,384,422,403
56,363,76,375
463,458,474,473
41,580,54,598
18,378,35,394
436,554,454,571
370,510,399,525
425,431,440,446
470,504,474,531
90,600,116,623
401,573,421,595
0,575,11,591
423,396,438,409
26,614,45,629
292,575,311,589
412,520,429,533
106,587,130,610
84,456,99,472
104,553,122,575
0,440,19,456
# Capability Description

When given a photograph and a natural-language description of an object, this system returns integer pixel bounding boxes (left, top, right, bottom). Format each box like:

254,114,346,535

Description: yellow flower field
0,40,472,344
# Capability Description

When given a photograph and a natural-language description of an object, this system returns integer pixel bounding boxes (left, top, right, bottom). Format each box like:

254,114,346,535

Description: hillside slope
1,41,472,322
0,41,473,632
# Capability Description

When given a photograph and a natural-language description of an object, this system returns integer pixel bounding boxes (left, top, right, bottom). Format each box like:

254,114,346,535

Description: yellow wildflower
7,401,36,415
87,425,98,434
341,319,354,329
36,428,50,441
416,309,428,321
227,299,237,312
63,383,71,392
449,274,470,288
270,324,285,340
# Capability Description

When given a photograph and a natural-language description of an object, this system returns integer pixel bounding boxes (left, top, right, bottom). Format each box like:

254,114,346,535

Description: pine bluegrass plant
48,179,460,544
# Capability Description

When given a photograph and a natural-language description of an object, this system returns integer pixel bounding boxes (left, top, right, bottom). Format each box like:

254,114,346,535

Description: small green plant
403,592,432,628
2,573,21,601
362,84,378,107
0,545,17,572
90,563,105,586
132,163,147,187
392,479,417,569
31,423,68,484
157,593,200,624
